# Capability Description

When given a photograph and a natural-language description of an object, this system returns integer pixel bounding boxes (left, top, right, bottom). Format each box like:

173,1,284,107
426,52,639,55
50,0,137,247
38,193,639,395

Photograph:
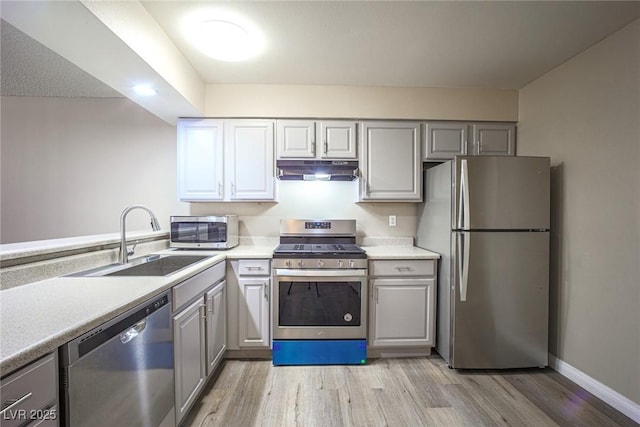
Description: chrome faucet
119,205,161,264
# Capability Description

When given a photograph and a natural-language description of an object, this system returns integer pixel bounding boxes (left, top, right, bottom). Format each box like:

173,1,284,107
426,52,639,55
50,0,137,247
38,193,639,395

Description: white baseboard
549,354,640,424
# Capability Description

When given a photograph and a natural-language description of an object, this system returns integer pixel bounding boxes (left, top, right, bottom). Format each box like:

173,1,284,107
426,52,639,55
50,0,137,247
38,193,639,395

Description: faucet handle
127,241,138,257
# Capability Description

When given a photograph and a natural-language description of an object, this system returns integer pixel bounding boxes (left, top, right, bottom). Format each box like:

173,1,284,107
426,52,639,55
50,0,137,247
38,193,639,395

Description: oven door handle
274,269,367,278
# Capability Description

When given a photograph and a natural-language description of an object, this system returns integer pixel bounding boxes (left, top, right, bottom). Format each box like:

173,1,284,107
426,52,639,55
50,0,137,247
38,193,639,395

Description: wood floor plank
455,372,558,426
185,357,637,427
502,369,637,427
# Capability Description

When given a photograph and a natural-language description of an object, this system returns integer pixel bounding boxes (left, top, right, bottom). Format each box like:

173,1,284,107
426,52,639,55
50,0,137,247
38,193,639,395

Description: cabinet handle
0,392,33,415
324,140,328,154
218,182,222,195
375,287,379,304
264,284,269,302
395,266,413,272
208,296,214,314
199,303,207,319
231,182,235,195
247,266,263,271
311,140,316,155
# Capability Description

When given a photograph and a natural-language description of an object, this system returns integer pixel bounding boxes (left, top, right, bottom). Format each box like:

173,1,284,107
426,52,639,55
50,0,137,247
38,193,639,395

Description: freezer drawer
451,231,549,369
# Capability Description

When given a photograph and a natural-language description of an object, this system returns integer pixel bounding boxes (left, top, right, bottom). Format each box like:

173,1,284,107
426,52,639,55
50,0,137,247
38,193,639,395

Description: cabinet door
319,121,357,159
225,120,275,200
424,122,468,160
173,298,206,423
472,123,516,156
177,119,224,201
360,121,422,201
276,120,316,158
238,278,270,348
205,281,226,376
0,353,57,427
369,278,435,347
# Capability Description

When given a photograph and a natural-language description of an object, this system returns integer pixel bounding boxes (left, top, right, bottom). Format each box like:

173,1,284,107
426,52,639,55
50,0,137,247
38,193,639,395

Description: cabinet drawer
369,260,435,277
173,261,225,311
0,353,57,427
238,259,271,276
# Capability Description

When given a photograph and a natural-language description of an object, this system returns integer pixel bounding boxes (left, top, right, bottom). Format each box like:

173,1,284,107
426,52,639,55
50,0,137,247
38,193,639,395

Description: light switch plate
388,215,397,227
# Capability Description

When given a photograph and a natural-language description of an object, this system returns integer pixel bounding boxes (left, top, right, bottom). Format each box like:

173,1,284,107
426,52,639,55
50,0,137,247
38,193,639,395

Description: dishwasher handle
120,319,147,344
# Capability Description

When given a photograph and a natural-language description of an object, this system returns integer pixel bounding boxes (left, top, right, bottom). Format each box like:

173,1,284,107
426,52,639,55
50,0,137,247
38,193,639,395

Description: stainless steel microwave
170,216,239,249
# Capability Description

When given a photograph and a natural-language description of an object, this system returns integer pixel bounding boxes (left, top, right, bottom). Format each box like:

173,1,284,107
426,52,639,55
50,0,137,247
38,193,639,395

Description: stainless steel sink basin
67,254,211,277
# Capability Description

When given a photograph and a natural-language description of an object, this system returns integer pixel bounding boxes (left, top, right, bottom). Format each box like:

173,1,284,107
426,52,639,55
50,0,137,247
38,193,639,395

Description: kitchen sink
67,254,211,277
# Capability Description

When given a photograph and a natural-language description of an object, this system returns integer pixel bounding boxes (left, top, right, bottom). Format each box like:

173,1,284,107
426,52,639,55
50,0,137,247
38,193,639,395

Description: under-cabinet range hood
276,160,359,181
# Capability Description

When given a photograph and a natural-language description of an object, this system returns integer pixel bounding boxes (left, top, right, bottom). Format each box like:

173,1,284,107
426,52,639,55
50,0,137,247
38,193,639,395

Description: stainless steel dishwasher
60,292,175,427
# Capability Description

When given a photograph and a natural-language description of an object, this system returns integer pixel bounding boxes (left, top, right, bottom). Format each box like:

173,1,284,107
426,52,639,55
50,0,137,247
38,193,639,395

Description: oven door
273,269,368,340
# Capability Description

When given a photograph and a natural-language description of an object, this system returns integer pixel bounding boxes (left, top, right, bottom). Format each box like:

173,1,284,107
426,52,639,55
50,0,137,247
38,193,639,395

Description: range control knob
337,260,344,268
318,260,324,268
349,259,355,268
297,260,304,268
285,260,292,268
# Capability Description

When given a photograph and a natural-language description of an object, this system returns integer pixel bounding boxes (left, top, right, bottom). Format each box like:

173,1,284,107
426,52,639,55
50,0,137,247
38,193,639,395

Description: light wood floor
184,356,637,427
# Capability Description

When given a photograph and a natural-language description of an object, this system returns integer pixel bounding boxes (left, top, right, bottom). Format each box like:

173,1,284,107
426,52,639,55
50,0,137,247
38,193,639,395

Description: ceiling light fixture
132,84,157,96
183,9,265,62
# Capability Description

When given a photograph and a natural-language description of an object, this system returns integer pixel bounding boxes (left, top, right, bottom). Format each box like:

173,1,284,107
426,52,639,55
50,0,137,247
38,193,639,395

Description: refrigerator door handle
459,159,470,230
458,232,470,302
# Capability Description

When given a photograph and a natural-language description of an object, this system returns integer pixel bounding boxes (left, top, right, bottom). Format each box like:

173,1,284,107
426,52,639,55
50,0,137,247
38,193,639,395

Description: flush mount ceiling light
183,9,265,62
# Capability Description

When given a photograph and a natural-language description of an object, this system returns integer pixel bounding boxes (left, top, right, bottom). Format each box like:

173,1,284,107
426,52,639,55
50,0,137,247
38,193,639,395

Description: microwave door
197,223,210,241
172,222,198,242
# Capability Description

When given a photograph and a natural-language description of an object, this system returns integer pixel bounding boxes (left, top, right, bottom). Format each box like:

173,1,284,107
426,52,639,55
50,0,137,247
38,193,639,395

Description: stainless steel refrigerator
416,156,550,369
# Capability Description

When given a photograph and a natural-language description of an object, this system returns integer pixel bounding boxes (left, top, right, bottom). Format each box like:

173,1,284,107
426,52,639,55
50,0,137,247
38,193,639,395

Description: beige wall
518,19,640,403
0,96,187,243
186,181,417,240
205,84,518,121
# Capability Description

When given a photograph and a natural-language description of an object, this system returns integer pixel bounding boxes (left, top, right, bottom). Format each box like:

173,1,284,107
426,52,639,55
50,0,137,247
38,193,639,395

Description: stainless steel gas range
272,219,368,365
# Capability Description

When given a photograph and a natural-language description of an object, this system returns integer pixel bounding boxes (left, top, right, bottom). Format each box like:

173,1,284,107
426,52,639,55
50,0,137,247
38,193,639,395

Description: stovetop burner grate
273,243,366,259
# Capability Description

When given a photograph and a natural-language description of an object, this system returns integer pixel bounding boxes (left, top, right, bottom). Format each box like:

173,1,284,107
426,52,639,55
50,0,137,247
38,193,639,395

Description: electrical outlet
388,215,397,227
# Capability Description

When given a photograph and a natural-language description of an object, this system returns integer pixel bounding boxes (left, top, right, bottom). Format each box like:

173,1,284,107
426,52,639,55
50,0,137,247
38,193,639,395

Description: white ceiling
142,1,640,89
2,1,640,121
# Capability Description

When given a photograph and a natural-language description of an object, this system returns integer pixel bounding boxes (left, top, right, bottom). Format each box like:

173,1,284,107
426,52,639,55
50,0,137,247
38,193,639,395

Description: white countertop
0,242,439,376
362,245,440,260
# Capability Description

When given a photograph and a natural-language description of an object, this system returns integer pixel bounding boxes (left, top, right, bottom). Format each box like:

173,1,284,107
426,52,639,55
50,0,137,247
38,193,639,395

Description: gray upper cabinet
177,119,224,201
423,122,469,160
423,121,516,161
359,121,422,202
276,119,357,159
177,118,275,202
224,120,275,200
471,122,516,156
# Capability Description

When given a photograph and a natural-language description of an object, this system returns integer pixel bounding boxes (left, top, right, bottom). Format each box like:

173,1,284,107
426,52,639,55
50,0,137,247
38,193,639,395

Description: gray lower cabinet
368,260,436,348
0,353,58,427
172,261,226,425
205,281,226,374
226,259,271,350
173,298,206,423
